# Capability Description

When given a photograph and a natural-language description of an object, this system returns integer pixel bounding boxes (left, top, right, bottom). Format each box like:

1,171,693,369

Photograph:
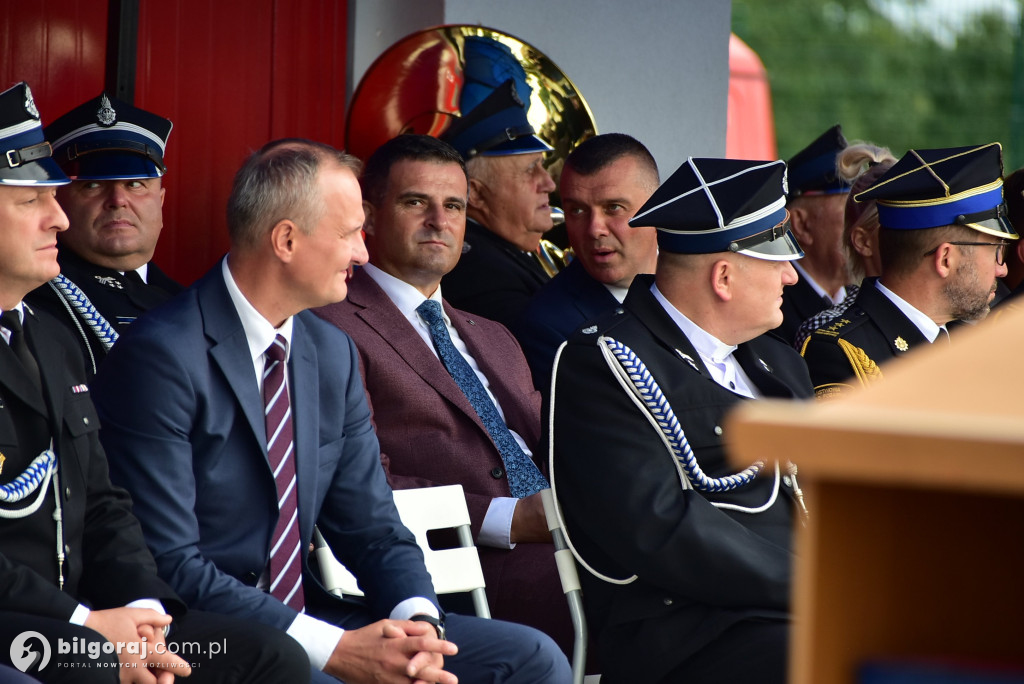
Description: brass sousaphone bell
345,25,599,274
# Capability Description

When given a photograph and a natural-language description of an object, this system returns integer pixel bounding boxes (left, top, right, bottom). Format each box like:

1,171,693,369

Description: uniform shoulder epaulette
811,338,884,400
801,309,870,350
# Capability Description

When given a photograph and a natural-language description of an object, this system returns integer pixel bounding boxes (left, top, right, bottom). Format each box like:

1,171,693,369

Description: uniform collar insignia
759,358,773,373
675,349,699,371
894,336,909,352
94,274,124,289
96,94,117,126
0,452,5,476
24,86,39,119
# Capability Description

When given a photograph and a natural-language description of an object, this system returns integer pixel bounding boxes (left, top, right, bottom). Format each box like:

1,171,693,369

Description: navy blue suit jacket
513,259,621,392
92,263,436,632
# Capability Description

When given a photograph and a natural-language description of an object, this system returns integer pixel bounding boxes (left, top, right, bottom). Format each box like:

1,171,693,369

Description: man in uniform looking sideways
514,132,659,390
27,94,180,377
550,156,814,684
801,143,1017,397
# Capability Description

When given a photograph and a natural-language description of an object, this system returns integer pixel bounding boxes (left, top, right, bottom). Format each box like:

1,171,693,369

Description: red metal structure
2,0,350,286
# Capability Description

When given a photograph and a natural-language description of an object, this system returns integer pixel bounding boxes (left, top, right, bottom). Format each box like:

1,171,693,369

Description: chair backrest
314,484,491,618
541,487,593,684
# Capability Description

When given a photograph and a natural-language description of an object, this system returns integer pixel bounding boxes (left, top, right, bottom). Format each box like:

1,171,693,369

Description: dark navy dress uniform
27,248,182,377
513,258,620,392
440,80,555,327
800,278,930,397
552,280,812,684
550,157,813,684
23,91,182,378
775,124,852,344
801,143,1020,399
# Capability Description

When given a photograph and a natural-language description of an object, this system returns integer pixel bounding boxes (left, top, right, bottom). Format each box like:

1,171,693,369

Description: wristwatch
409,614,446,640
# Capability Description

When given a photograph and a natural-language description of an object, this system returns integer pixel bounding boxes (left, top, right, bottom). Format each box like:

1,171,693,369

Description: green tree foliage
732,0,1022,169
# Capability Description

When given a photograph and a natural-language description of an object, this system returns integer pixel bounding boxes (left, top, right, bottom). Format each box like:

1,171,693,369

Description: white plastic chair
314,483,491,618
540,488,601,684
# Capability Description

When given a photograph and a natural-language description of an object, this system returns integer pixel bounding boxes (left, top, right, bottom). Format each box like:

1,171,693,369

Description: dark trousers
0,610,310,684
660,618,788,684
307,604,572,684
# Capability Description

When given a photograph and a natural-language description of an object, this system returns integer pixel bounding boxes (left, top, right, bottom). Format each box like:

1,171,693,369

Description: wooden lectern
726,304,1024,684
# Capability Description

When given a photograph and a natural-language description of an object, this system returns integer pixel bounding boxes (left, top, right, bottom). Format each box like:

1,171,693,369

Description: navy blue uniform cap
441,79,552,159
45,93,172,180
787,124,851,197
855,142,1018,239
629,157,803,260
0,82,69,186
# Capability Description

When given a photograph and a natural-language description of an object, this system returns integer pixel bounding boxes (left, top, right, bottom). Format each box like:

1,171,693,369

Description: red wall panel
136,0,349,286
0,0,106,130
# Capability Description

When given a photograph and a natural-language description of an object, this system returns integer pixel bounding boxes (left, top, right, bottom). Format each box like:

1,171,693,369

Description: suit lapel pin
894,336,909,352
675,349,699,371
759,358,773,373
582,325,598,334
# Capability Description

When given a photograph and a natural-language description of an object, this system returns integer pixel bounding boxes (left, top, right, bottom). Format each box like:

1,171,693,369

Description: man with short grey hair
440,81,557,327
95,137,570,684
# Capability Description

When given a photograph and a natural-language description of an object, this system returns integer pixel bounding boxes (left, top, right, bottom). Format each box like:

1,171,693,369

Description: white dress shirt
222,259,437,670
651,283,760,399
874,280,947,343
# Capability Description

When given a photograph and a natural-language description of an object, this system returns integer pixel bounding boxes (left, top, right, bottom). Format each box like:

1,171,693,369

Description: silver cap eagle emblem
96,94,116,126
24,85,39,119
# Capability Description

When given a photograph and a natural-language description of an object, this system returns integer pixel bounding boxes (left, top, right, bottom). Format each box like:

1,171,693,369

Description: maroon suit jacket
313,269,570,652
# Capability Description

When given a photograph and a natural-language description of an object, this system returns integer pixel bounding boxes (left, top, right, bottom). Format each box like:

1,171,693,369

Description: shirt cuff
478,496,517,549
390,597,439,621
287,613,345,671
69,604,91,626
126,598,167,615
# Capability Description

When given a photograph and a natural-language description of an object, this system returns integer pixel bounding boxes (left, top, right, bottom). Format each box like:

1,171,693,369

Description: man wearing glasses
801,143,1018,399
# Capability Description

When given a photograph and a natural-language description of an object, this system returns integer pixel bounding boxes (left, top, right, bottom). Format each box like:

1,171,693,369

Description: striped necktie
416,300,548,498
263,335,304,611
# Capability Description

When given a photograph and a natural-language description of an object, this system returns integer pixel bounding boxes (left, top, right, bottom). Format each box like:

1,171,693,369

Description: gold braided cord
837,339,884,387
877,178,1002,207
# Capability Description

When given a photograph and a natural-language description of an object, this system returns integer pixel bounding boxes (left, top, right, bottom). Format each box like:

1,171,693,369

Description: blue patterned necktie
416,300,548,498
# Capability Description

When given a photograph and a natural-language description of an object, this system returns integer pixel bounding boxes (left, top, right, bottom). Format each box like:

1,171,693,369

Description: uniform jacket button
783,476,792,487
243,571,259,586
65,486,71,499
82,416,90,426
663,597,674,606
490,467,504,479
713,425,723,436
